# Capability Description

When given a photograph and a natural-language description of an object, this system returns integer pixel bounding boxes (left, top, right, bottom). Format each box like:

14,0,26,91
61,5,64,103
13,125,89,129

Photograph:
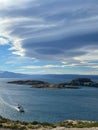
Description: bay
0,75,98,123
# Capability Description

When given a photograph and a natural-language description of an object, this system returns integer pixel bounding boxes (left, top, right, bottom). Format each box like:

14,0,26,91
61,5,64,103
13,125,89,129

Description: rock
71,78,93,86
8,78,98,89
8,80,79,89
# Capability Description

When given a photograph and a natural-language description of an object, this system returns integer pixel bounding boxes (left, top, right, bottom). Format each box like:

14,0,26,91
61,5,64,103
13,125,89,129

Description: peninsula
7,78,98,89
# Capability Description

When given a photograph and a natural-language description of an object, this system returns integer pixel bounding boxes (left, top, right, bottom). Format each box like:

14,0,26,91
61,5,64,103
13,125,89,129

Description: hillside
0,116,98,130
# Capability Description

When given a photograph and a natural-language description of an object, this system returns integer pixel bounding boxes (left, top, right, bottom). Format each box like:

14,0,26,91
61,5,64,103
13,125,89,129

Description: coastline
0,116,98,130
1,128,98,130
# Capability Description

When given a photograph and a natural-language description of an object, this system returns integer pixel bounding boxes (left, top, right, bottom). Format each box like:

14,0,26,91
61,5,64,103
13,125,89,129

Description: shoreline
0,116,98,130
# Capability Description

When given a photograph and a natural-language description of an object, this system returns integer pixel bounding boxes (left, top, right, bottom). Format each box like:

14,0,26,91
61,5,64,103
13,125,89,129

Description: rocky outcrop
8,78,98,89
8,80,79,89
70,78,93,86
70,78,98,87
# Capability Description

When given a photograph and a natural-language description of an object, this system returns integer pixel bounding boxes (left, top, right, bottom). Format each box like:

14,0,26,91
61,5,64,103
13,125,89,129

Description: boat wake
0,88,25,113
0,94,20,112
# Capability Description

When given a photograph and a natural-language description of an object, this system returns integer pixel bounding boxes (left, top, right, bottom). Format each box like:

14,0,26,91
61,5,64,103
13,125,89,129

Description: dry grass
0,117,98,130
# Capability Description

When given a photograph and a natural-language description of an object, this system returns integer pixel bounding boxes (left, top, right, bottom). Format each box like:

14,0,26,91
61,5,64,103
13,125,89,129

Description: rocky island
7,79,79,89
7,78,98,89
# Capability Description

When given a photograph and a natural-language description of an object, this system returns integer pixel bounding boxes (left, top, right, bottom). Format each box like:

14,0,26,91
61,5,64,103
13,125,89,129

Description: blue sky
0,0,98,74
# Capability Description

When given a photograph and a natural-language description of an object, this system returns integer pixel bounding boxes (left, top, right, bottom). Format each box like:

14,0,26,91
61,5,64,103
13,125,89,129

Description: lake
0,76,98,123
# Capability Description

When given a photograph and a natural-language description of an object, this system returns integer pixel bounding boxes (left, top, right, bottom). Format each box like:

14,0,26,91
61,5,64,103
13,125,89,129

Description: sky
0,0,98,74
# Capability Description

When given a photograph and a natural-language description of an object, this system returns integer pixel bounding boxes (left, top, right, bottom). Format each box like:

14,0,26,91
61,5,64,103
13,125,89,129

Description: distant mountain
0,71,48,79
0,71,98,82
0,71,31,78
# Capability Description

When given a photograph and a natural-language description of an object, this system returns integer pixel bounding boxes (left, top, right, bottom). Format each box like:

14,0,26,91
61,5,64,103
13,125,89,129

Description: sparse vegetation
0,116,98,130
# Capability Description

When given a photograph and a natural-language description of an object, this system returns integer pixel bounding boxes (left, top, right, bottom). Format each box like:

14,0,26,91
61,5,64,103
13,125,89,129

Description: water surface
0,78,98,122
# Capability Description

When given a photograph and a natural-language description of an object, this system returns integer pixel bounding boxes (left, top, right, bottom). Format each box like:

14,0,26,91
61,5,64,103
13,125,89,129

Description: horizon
0,0,98,75
1,70,98,76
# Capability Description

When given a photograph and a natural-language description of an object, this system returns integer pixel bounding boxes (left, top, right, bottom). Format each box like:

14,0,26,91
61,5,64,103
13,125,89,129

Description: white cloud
74,46,98,62
0,37,9,45
0,0,33,9
23,65,64,69
23,63,80,69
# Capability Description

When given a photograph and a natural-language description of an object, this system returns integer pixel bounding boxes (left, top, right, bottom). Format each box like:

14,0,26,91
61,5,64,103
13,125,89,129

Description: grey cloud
0,0,98,61
22,30,98,49
1,0,98,20
35,48,63,55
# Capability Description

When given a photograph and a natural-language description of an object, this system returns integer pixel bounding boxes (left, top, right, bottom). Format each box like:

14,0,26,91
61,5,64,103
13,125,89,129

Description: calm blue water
0,76,98,123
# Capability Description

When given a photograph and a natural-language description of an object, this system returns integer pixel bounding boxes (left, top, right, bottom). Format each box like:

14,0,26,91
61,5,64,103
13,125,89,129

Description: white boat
16,104,24,112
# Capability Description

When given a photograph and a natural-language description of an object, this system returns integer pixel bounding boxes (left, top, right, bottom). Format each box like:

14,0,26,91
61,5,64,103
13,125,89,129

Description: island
7,79,79,89
7,78,98,89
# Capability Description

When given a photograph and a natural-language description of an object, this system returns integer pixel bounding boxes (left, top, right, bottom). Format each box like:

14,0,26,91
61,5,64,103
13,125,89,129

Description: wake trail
0,95,17,110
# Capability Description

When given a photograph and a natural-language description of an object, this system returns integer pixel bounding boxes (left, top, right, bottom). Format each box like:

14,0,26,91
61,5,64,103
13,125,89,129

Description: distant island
8,78,98,89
